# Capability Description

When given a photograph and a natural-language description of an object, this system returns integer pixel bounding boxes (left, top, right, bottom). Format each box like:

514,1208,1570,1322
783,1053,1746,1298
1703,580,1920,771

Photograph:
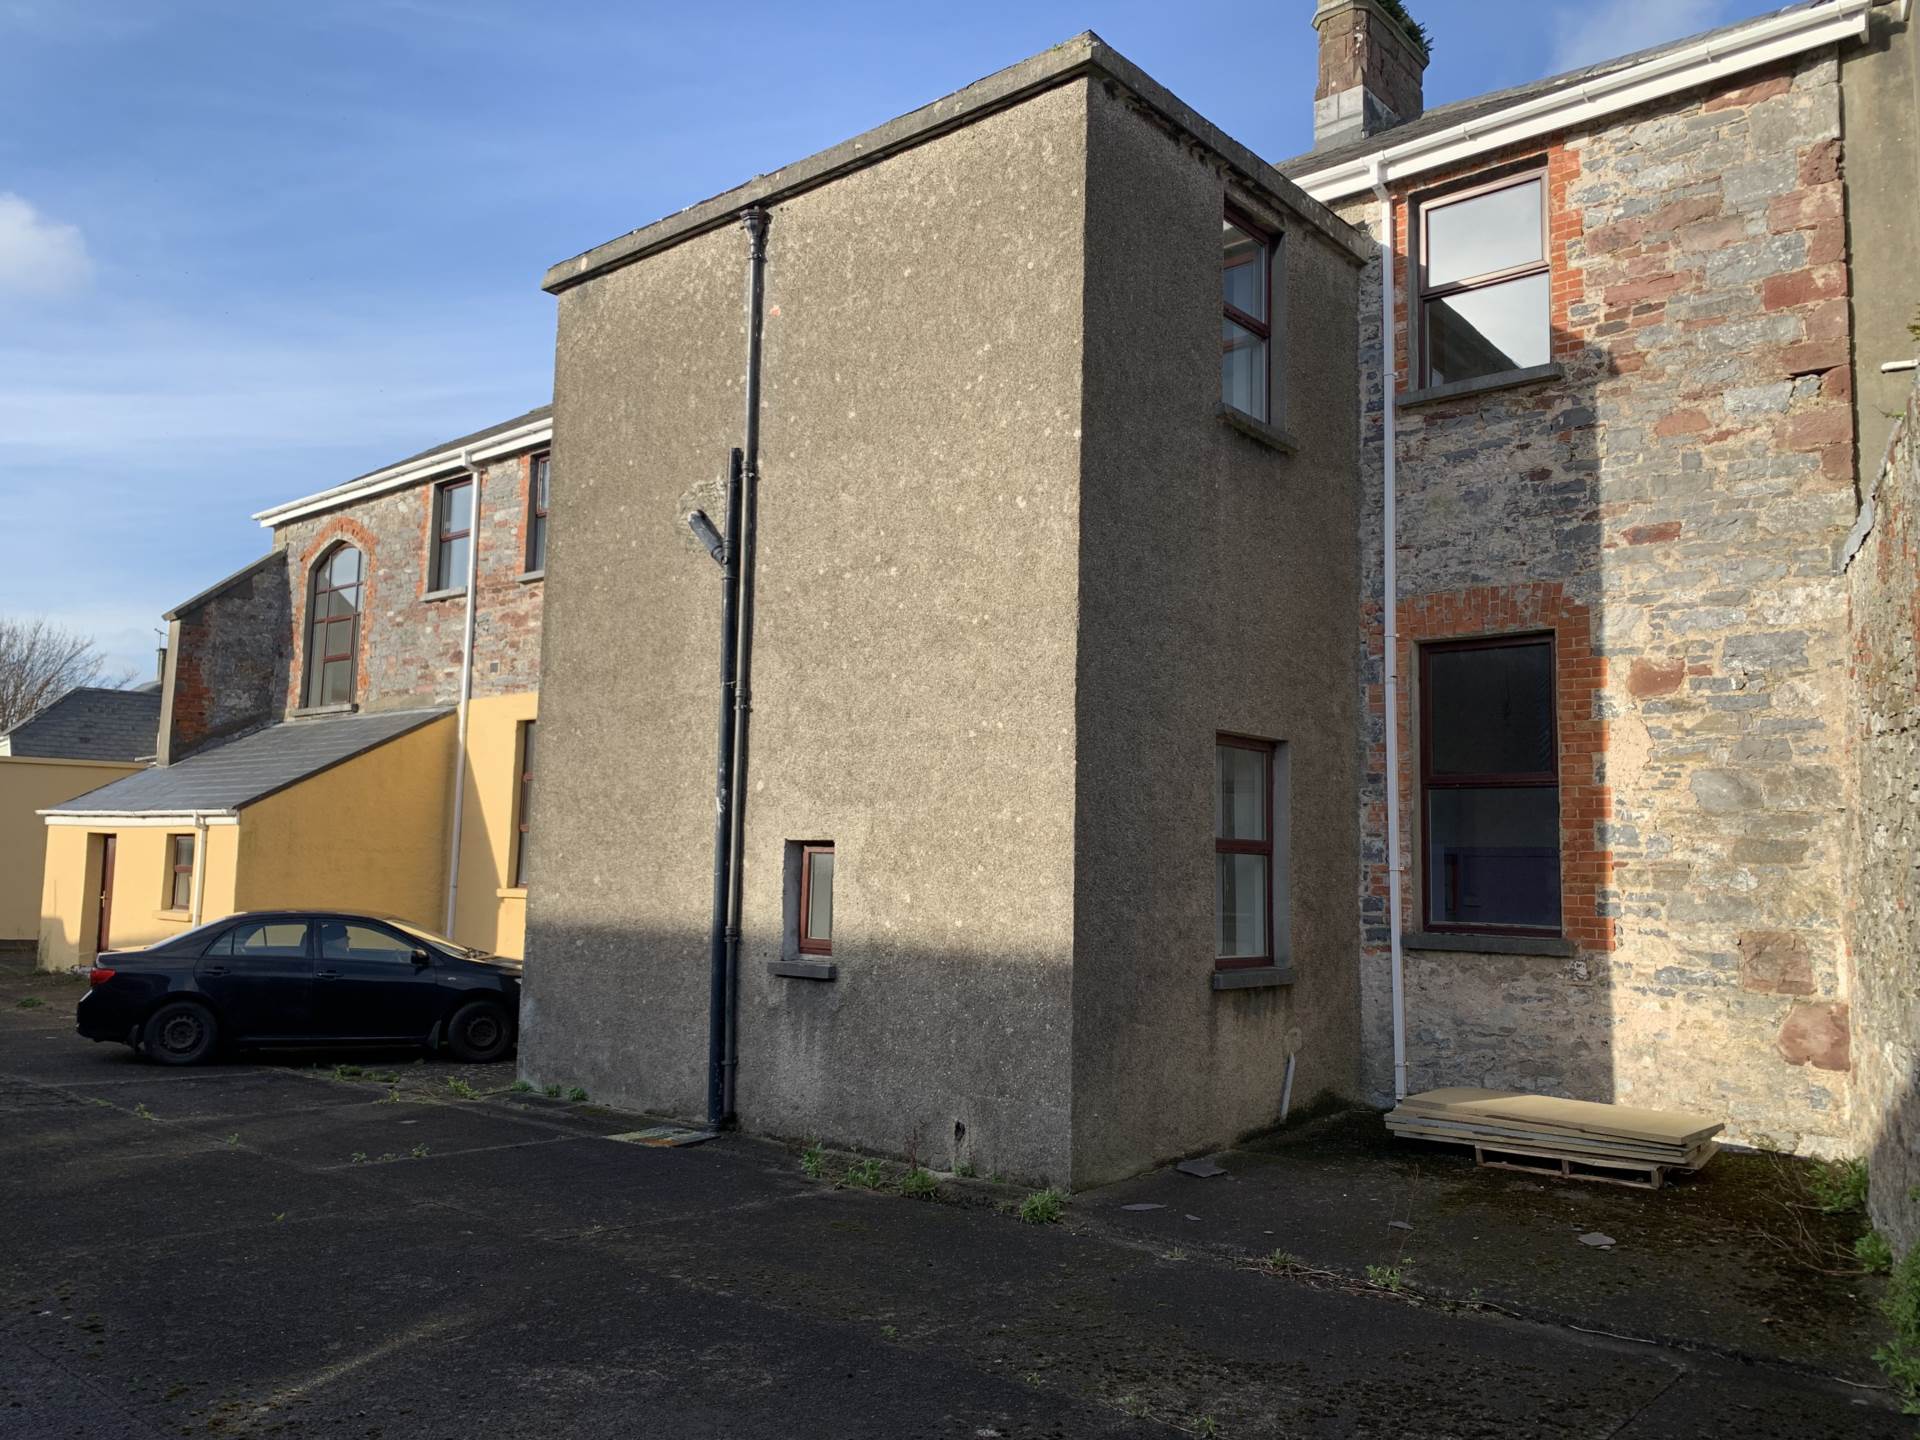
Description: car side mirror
411,948,431,967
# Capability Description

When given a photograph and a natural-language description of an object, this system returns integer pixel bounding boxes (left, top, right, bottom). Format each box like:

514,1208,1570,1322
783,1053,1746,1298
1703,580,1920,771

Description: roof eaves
541,31,1369,297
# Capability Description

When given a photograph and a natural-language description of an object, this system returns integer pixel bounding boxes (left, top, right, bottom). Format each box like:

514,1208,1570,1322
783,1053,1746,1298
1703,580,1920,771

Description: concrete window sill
1215,403,1299,455
495,887,528,900
293,702,356,719
1212,965,1294,991
421,587,467,603
152,909,191,922
769,959,837,981
1401,930,1575,958
517,570,546,585
1399,362,1564,410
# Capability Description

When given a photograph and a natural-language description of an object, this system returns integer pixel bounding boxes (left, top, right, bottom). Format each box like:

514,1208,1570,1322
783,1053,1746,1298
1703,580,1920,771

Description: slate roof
0,687,162,762
1276,1,1831,185
344,404,552,487
44,708,450,815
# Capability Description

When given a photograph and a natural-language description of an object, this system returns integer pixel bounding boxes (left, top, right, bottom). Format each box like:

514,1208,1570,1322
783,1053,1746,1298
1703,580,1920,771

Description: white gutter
1294,0,1874,201
443,447,484,936
41,810,239,826
1370,157,1408,1103
252,416,551,530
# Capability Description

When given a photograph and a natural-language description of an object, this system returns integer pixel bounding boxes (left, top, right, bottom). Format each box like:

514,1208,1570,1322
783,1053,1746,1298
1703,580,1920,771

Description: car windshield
385,918,494,960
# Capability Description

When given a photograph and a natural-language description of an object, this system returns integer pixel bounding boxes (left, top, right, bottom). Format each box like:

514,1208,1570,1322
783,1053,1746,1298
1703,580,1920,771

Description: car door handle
315,969,339,980
201,965,230,977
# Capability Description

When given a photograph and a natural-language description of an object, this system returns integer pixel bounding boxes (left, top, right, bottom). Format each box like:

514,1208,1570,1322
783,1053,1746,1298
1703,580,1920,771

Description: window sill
517,570,546,585
495,887,528,900
770,959,837,981
1402,930,1575,958
1212,964,1294,991
421,586,467,603
1215,403,1298,455
152,909,191,922
1399,362,1563,410
292,702,357,719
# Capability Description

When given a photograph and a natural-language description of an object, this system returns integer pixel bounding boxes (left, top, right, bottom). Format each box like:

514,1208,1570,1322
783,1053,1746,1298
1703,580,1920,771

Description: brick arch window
305,543,364,708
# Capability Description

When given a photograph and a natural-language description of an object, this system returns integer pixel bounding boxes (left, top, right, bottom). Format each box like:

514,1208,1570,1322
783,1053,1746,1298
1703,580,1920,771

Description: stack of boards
1386,1087,1723,1190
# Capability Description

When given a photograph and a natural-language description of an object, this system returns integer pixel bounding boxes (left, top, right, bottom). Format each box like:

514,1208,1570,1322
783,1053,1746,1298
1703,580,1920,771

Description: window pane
1222,317,1267,420
1425,178,1543,287
1216,852,1269,958
529,514,547,572
321,658,352,706
1215,745,1269,841
1427,786,1561,929
440,482,473,535
171,870,192,910
804,851,834,942
318,922,415,962
230,922,307,956
1425,273,1549,385
328,547,361,586
1428,642,1554,776
438,534,470,589
1223,221,1266,322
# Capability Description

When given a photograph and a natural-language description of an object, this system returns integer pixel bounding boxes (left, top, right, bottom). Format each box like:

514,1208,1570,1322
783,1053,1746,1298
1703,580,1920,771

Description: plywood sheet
1395,1087,1722,1146
1387,1117,1709,1166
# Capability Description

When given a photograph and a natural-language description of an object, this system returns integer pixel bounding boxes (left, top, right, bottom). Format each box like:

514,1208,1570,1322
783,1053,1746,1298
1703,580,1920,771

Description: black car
77,911,521,1066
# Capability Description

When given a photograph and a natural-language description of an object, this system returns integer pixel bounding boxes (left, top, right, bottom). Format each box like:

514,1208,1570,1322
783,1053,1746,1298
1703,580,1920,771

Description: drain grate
604,1125,716,1148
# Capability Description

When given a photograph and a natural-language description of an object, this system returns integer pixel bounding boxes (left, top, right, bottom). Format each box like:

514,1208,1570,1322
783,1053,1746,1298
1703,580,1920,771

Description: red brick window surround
527,452,550,574
303,543,364,709
430,478,473,592
1413,166,1551,388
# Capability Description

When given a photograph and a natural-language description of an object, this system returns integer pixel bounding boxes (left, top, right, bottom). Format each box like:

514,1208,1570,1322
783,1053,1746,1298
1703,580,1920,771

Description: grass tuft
445,1077,480,1100
841,1158,888,1191
16,996,44,1009
799,1142,827,1179
1018,1187,1065,1225
565,1086,588,1103
1857,1230,1895,1275
899,1167,939,1200
1365,1262,1410,1293
1807,1156,1869,1214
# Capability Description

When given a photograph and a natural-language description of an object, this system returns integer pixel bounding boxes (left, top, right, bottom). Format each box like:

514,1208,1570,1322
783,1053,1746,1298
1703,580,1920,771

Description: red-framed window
431,478,473,591
1222,208,1272,422
1419,633,1562,934
798,843,834,955
513,720,536,888
305,543,363,708
1415,167,1550,388
527,452,550,573
1215,736,1274,969
167,834,194,911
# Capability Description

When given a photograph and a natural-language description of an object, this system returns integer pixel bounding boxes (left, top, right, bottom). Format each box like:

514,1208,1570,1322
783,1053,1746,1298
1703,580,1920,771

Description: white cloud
0,193,92,296
1551,0,1729,73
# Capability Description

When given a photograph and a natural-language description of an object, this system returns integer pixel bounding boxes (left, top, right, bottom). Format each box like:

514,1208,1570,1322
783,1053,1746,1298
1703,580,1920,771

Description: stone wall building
38,410,552,968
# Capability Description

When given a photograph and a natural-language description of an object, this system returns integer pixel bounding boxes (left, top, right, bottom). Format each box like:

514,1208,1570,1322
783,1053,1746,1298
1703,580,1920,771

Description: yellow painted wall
37,822,240,970
235,714,456,931
452,692,537,959
0,757,139,941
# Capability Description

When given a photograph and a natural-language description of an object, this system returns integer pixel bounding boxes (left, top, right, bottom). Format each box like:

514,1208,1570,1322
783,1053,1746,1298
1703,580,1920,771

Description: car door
194,920,315,1039
310,921,440,1041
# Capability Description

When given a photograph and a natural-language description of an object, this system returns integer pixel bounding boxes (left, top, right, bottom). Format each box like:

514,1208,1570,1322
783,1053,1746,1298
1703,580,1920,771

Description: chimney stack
1313,0,1429,150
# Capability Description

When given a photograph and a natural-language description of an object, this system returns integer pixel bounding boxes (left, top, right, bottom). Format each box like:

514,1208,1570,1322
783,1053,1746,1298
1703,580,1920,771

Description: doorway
93,834,116,957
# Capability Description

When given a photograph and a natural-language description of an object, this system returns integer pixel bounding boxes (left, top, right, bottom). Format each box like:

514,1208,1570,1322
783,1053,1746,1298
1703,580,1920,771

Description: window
798,843,834,955
1420,635,1561,933
317,921,418,964
527,452,550,573
166,834,194,910
512,720,536,888
203,920,310,957
305,544,363,708
431,478,473,591
1215,738,1274,968
1221,210,1271,421
1418,171,1550,387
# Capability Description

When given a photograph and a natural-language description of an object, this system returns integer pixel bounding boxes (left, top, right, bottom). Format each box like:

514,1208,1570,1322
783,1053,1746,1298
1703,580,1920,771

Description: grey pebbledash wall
1847,375,1920,1255
1333,51,1860,1152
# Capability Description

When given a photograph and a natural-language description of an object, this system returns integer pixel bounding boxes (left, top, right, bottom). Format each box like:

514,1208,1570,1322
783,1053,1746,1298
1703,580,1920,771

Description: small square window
799,843,834,955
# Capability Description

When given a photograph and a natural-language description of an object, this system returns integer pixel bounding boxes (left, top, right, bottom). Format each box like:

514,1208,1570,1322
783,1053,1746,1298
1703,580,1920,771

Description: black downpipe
702,448,743,1132
721,206,771,1125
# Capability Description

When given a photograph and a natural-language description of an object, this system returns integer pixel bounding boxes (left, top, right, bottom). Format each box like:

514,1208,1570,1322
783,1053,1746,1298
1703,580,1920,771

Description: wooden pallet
1472,1143,1668,1190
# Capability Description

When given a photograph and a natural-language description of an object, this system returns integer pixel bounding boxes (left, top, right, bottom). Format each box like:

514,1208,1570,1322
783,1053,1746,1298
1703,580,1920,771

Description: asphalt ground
1,962,1903,1438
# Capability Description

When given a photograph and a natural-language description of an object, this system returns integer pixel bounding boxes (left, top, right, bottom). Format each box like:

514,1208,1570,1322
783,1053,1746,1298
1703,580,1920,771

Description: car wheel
446,1000,514,1063
145,1000,218,1066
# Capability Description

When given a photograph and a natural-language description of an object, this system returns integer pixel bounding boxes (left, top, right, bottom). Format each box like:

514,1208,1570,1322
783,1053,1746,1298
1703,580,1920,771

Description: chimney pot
1313,0,1429,150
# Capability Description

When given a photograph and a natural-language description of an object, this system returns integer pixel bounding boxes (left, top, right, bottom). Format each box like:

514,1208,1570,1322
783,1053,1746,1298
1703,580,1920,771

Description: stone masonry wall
273,449,545,715
1337,52,1857,1151
163,553,290,762
1848,376,1919,1252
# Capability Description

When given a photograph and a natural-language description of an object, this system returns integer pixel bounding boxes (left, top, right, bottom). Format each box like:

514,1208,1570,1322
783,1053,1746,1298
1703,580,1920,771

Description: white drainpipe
189,814,210,926
443,448,484,936
1371,157,1409,1102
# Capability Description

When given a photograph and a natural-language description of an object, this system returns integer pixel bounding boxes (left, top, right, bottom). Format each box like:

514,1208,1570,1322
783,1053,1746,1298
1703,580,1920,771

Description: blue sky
1,0,1773,677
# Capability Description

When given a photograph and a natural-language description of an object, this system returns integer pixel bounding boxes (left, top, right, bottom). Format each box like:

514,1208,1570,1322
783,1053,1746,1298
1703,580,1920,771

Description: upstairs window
527,452,550,573
1420,635,1561,933
798,843,834,956
1222,211,1271,422
167,834,194,910
305,543,363,708
431,478,473,591
1418,171,1550,387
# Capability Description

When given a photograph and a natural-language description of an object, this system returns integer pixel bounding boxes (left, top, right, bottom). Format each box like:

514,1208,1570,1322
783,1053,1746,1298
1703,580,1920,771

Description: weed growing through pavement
510,1079,533,1093
841,1158,888,1190
543,1083,561,1098
411,1144,431,1159
900,1167,939,1200
1018,1188,1065,1225
446,1077,480,1100
16,996,44,1009
1856,1231,1894,1274
566,1086,588,1103
1267,1251,1302,1271
1878,1239,1920,1413
800,1142,826,1179
1808,1157,1869,1214
1365,1263,1410,1293
350,1151,368,1165
955,1159,977,1178
225,1134,240,1147
133,1103,155,1121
